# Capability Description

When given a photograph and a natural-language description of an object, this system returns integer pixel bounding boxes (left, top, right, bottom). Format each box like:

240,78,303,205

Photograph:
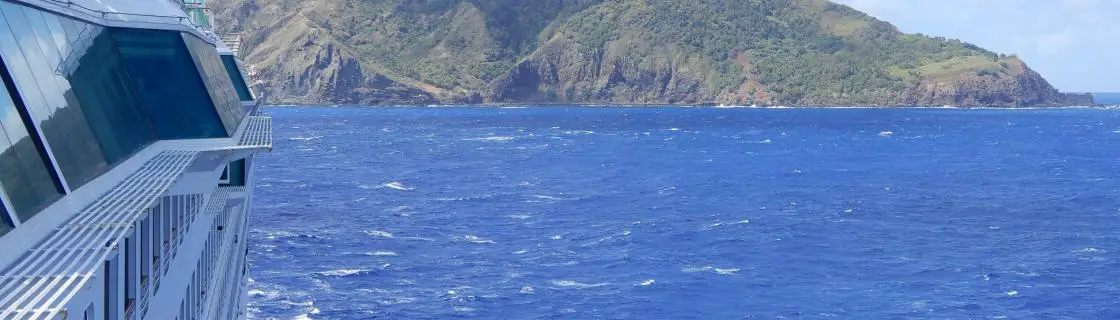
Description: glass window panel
40,11,70,55
221,55,254,101
0,2,109,189
66,26,155,164
0,67,62,221
0,122,39,218
182,34,245,134
220,159,245,187
0,203,12,237
110,28,228,139
0,80,61,220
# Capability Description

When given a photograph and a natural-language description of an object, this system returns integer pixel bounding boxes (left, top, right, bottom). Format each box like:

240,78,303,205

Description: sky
832,0,1120,93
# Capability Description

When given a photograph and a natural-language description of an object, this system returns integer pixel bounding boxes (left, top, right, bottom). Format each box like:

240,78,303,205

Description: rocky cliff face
212,0,1092,107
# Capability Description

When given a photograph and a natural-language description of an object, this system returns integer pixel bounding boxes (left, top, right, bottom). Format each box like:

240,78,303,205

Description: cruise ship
0,0,271,319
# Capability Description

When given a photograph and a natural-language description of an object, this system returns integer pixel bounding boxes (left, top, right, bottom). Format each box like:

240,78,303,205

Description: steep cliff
212,0,1092,107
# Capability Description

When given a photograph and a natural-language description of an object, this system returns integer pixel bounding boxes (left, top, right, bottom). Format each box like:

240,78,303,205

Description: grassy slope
214,0,1068,106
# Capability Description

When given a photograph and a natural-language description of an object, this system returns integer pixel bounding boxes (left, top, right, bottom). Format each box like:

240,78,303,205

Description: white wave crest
1078,247,1106,253
366,230,394,238
637,279,656,286
317,268,370,277
682,266,740,275
550,280,609,288
248,289,280,299
520,285,535,294
289,136,322,141
462,136,515,142
383,181,414,191
706,219,751,228
715,268,741,275
367,251,399,257
464,235,496,244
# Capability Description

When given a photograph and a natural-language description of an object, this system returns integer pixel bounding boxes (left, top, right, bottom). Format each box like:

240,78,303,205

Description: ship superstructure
0,0,270,318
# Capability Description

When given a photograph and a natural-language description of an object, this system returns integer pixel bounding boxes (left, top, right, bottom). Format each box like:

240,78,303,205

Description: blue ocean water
249,106,1120,319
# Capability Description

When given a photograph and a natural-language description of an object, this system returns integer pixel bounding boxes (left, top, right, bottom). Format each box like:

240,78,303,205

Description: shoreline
263,103,1114,109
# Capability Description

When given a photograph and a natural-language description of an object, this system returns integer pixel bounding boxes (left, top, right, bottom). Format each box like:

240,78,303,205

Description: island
212,0,1094,107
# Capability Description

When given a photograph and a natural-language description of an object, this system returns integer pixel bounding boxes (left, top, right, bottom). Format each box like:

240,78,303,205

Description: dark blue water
248,106,1120,319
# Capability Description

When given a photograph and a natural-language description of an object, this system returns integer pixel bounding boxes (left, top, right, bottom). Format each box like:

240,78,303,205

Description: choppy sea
248,106,1120,319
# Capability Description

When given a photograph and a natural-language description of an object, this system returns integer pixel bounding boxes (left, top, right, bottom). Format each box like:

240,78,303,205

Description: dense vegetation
213,0,1089,106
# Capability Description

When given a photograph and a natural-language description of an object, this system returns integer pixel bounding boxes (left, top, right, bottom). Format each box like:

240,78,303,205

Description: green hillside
212,0,1091,107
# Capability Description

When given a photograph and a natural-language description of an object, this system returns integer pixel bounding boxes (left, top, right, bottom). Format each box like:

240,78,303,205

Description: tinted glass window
221,55,254,101
0,204,10,238
0,2,109,188
0,58,63,221
110,28,229,139
183,34,245,134
67,28,156,164
0,13,71,223
221,159,246,187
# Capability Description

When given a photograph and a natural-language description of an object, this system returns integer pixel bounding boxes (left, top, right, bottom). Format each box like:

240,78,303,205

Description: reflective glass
67,28,156,164
220,159,245,187
221,55,254,101
110,28,228,139
0,2,109,188
183,34,245,134
0,204,11,237
0,64,62,220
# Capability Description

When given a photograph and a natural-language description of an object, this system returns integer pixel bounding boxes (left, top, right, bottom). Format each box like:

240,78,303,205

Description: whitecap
317,269,370,277
706,219,750,228
400,236,436,242
758,139,772,144
289,136,322,141
1005,290,1019,297
293,314,312,320
532,195,563,201
668,128,682,131
637,279,656,286
879,131,894,137
1078,247,1106,253
622,230,632,236
366,230,394,238
658,186,677,195
513,249,529,254
248,289,280,299
682,265,739,275
508,214,532,220
462,136,515,142
550,234,563,240
520,285,535,294
550,280,609,288
464,235,496,244
715,268,740,275
454,307,475,312
383,181,414,191
367,251,399,257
